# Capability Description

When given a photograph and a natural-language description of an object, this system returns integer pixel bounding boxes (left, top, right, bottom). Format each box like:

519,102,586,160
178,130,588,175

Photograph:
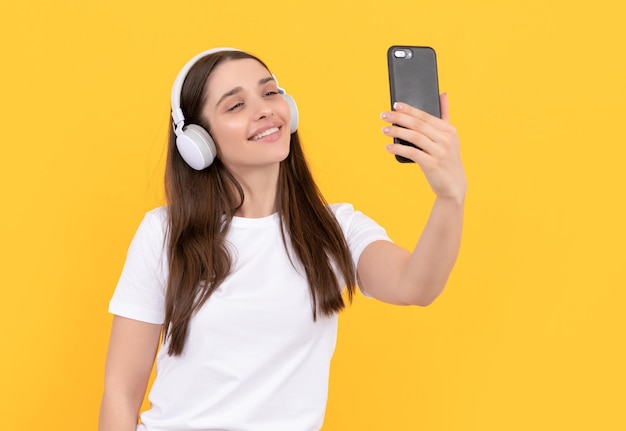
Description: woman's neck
230,165,280,218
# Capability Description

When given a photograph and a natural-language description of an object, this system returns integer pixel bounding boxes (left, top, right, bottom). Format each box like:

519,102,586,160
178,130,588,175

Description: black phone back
387,46,440,162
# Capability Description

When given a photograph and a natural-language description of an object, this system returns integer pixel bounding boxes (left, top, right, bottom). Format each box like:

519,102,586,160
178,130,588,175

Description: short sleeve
108,207,168,324
330,203,392,268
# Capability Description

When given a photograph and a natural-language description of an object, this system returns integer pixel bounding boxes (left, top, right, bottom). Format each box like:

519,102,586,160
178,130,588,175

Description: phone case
387,45,440,163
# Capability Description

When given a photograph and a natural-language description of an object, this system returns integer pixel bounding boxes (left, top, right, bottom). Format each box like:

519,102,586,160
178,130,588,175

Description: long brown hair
163,50,356,356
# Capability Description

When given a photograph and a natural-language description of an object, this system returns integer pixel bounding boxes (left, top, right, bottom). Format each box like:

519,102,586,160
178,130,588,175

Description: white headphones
170,48,299,170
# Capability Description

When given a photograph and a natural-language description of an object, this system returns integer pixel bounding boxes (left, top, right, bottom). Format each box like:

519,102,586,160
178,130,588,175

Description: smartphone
387,45,440,163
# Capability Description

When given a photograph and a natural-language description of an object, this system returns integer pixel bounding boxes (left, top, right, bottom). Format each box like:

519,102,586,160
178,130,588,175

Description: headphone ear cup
281,93,299,133
175,124,217,170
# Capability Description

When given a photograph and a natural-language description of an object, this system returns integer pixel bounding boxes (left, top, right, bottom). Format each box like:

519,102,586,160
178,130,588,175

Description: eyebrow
215,76,276,107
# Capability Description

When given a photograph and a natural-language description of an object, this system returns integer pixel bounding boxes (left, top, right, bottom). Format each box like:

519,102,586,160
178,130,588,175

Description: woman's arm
357,94,466,305
99,316,162,431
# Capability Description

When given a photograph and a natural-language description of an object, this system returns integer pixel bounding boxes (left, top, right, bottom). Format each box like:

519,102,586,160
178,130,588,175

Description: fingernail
382,127,391,135
386,144,393,151
380,112,389,120
393,102,403,111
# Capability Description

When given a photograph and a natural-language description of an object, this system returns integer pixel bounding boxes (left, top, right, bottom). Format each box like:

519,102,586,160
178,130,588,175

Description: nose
253,97,274,121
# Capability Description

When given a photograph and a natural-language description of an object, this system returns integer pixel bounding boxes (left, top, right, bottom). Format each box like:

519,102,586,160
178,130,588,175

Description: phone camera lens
394,50,407,58
393,48,413,59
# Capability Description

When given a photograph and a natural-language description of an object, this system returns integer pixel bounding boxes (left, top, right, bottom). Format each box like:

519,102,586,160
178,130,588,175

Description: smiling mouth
250,127,280,141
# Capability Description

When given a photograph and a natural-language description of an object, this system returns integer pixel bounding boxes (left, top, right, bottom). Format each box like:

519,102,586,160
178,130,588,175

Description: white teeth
251,127,279,141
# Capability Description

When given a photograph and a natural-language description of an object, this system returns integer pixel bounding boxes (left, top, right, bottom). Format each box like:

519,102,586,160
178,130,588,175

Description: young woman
99,48,466,431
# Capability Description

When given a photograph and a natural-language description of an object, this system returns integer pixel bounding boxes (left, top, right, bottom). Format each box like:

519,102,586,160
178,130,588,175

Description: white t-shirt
109,203,390,431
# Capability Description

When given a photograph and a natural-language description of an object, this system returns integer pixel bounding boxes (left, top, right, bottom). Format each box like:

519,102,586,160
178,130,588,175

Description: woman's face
202,58,292,174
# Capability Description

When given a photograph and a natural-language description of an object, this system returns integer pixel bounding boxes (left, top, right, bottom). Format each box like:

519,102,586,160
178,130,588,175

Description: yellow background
1,0,624,429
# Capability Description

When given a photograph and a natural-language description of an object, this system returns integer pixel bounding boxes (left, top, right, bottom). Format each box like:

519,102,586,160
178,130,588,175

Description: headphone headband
170,47,239,132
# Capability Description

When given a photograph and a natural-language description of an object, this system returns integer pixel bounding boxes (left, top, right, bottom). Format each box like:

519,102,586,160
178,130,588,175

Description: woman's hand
381,94,467,202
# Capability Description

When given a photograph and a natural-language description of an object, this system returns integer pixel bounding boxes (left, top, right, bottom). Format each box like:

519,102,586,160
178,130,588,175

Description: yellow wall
1,0,624,429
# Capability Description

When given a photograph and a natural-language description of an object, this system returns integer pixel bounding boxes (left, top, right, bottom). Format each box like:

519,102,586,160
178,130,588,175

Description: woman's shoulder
328,202,363,230
144,206,168,224
146,205,167,219
328,202,388,236
138,205,167,225
132,206,168,240
328,202,391,261
329,202,357,218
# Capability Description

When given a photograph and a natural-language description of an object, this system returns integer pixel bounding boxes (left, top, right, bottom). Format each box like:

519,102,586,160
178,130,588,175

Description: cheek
277,98,292,121
211,119,247,149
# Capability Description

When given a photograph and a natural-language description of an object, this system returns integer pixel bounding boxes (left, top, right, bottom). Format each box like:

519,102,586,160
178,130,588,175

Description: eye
226,101,244,112
262,83,280,97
